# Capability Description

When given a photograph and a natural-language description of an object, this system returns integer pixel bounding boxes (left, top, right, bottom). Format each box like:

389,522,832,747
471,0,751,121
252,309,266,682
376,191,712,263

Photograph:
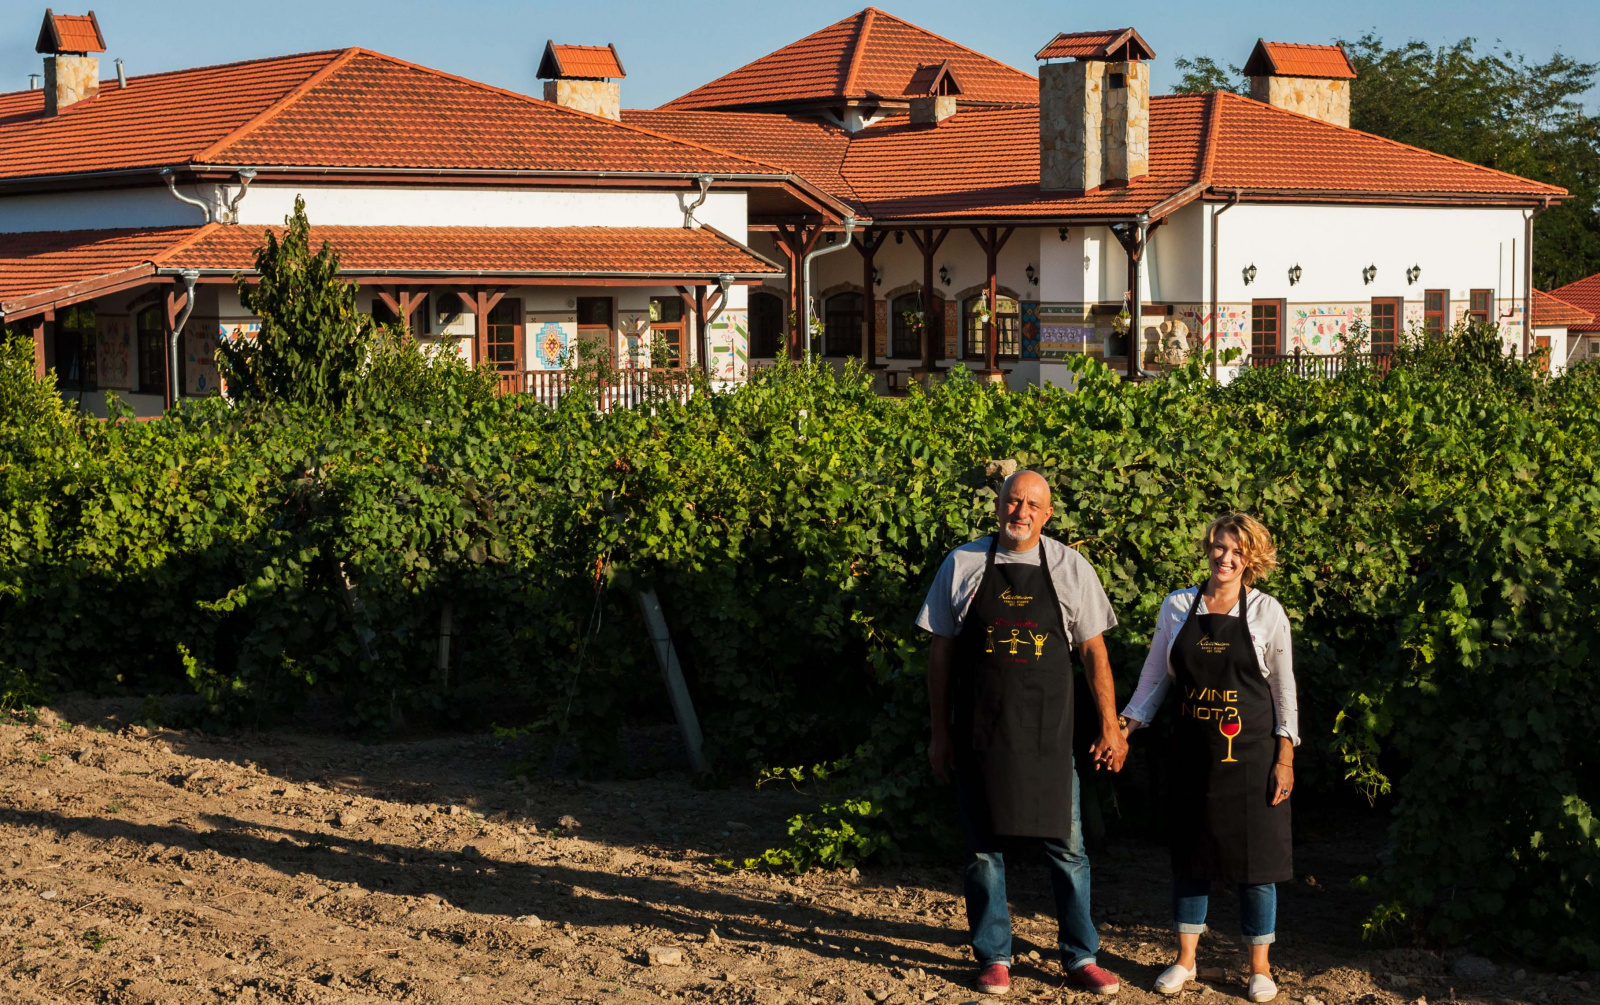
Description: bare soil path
0,698,1591,1005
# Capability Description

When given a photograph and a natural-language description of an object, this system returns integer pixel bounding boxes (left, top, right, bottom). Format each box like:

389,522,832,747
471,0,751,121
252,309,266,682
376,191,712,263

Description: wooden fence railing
494,368,695,411
1247,348,1396,378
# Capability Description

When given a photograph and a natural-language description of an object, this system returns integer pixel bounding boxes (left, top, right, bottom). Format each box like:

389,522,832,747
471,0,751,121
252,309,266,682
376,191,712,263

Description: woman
1121,514,1298,1003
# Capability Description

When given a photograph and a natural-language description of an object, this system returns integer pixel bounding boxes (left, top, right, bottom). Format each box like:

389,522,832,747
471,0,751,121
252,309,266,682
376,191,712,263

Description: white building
0,9,1566,411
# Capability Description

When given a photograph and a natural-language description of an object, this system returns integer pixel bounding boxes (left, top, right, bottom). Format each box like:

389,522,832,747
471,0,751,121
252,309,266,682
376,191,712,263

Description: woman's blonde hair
1201,513,1278,586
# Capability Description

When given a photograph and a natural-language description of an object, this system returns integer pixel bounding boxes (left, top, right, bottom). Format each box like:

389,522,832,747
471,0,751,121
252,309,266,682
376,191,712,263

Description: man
917,469,1128,997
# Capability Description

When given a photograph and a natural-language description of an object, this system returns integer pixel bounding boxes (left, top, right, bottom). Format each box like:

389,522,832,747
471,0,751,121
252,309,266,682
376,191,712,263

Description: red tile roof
0,224,780,317
640,90,1562,222
661,7,1036,111
1549,275,1600,332
1242,41,1356,80
36,10,105,54
1035,28,1155,62
164,225,782,277
623,109,858,202
0,227,197,314
538,42,625,80
1532,289,1595,328
0,50,347,180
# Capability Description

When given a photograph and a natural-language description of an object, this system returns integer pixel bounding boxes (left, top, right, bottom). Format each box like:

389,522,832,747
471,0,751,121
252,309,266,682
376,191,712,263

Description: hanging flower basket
1110,309,1132,336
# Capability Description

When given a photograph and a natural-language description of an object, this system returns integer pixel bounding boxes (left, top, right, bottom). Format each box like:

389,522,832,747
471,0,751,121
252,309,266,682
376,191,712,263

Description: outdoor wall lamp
1363,264,1378,285
1288,263,1302,286
1242,263,1257,285
873,267,883,287
1026,263,1038,285
894,230,904,244
1407,264,1421,285
939,265,951,286
1059,227,1069,242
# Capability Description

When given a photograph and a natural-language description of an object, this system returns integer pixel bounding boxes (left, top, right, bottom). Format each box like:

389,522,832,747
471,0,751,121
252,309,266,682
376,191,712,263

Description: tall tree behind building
1173,36,1600,289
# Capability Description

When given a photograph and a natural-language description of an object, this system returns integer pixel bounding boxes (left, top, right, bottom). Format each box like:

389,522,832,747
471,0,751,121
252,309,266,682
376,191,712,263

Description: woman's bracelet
1274,760,1294,768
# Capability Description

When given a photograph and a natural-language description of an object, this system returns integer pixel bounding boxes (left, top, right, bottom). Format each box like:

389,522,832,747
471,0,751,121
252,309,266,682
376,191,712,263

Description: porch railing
493,368,695,410
1247,347,1395,378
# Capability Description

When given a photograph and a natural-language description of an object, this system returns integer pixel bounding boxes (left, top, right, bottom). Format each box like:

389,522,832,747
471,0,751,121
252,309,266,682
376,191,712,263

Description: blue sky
3,1,1597,107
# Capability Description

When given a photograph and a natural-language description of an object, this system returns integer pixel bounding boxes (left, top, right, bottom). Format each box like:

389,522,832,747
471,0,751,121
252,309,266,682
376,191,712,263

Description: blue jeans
1173,876,1277,945
957,760,1098,971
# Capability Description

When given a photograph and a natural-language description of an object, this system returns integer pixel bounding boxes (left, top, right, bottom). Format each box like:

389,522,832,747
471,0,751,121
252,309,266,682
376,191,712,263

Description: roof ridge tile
840,9,874,99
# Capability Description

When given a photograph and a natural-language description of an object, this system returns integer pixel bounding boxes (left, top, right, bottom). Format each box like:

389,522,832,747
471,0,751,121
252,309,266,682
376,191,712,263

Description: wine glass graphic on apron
1218,708,1241,762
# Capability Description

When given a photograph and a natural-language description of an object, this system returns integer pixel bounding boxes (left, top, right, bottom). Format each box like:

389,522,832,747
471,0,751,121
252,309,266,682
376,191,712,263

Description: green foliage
0,329,70,433
1171,55,1245,95
0,334,1595,962
216,196,378,409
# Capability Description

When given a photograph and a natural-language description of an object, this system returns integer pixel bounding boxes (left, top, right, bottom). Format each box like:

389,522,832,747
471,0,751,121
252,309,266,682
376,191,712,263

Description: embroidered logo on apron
999,587,1033,608
985,625,1050,658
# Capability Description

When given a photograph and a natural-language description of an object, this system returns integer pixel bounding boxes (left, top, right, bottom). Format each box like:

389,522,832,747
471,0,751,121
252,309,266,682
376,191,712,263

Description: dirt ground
1,698,1593,1005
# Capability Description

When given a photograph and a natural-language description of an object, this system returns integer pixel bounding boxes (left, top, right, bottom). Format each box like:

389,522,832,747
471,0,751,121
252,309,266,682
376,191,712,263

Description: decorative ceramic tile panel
96,315,131,390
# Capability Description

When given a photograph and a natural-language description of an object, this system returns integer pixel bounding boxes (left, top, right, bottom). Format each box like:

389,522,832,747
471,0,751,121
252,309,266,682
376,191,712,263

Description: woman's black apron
1168,584,1292,884
954,537,1076,840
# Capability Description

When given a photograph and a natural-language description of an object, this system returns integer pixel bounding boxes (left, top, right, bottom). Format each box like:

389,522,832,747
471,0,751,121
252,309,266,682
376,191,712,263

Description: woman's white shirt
1120,587,1300,746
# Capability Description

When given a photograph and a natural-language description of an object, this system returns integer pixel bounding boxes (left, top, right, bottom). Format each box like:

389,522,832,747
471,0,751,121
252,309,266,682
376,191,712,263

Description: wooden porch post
455,289,506,366
853,230,886,367
775,223,822,360
30,316,46,379
908,228,949,372
695,285,709,376
969,226,1015,377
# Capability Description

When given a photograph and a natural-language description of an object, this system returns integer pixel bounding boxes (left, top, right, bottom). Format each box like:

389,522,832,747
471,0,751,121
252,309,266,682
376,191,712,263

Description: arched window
748,291,784,358
136,305,166,397
963,294,1021,360
823,292,862,357
890,292,923,358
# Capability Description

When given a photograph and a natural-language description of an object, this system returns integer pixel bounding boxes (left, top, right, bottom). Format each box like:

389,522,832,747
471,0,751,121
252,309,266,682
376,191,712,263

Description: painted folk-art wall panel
707,309,749,380
526,311,576,370
1036,303,1104,360
96,315,132,390
1020,302,1040,360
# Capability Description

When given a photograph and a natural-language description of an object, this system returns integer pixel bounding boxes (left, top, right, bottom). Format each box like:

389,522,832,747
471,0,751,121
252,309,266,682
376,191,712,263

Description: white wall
1210,203,1527,310
237,185,749,242
0,182,749,241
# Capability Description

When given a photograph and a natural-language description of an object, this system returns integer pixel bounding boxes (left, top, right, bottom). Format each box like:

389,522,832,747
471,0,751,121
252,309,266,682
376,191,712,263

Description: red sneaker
1067,963,1121,996
976,963,1011,995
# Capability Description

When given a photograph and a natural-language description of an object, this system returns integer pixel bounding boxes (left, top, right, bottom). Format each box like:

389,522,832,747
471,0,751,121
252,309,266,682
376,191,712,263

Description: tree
1171,55,1244,95
216,196,376,409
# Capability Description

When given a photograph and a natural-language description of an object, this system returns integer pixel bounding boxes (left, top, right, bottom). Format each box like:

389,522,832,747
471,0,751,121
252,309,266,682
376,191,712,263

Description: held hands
1089,721,1129,772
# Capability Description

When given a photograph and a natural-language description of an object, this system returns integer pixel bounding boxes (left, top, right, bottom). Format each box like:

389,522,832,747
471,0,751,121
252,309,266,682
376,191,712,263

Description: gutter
800,217,857,355
1209,188,1242,382
155,267,781,281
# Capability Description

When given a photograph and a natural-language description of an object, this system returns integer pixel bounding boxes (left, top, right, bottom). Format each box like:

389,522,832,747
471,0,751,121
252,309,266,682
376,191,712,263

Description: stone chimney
1242,40,1355,128
36,8,106,116
537,40,624,121
906,61,960,125
1037,28,1155,193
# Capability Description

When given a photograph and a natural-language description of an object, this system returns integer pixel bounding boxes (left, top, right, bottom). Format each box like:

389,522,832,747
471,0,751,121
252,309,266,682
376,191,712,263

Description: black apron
1168,584,1293,884
954,537,1076,840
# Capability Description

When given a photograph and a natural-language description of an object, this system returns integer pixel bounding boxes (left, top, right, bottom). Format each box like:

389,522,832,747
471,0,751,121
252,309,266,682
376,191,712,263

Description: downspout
1524,197,1552,359
224,167,258,224
1209,189,1242,381
1127,213,1150,380
705,274,735,326
167,270,199,411
160,167,213,224
801,217,857,356
680,174,713,229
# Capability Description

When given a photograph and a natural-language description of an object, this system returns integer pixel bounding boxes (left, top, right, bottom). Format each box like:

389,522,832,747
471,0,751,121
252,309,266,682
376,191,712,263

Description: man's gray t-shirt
915,535,1117,644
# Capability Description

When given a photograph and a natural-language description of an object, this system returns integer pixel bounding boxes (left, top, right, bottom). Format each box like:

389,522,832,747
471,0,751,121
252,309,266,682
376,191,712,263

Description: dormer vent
35,8,106,116
907,60,961,124
537,41,625,121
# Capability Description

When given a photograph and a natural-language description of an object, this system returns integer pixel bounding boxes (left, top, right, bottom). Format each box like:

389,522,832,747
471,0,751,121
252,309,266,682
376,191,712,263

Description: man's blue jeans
1173,876,1277,945
956,760,1098,971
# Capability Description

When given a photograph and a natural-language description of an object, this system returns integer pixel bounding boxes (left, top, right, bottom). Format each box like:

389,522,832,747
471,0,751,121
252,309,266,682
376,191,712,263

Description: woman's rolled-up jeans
1173,876,1276,945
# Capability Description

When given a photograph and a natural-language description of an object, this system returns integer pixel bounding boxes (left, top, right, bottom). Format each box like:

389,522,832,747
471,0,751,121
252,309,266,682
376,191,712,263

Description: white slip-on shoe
1154,964,1196,996
1247,973,1278,1003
